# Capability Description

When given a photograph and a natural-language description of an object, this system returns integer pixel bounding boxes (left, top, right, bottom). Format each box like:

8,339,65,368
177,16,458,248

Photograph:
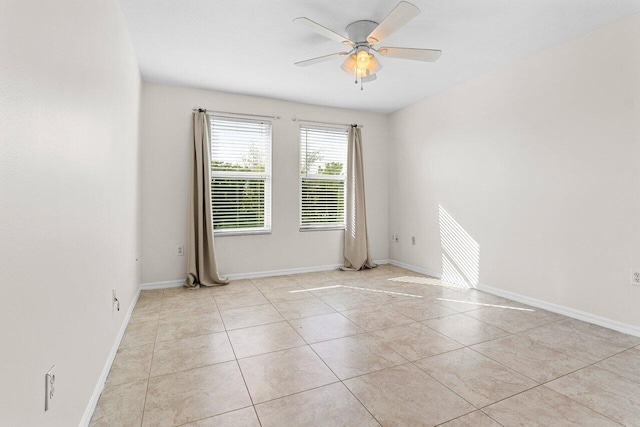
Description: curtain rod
193,108,280,120
292,117,363,128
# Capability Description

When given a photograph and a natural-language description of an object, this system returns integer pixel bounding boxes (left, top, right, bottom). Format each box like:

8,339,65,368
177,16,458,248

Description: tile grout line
585,346,640,382
283,314,385,425
172,404,255,427
138,287,262,425
526,344,640,425
408,359,480,410
249,278,337,422
466,345,547,384
154,311,225,344
138,291,163,427
434,409,505,427
526,319,640,363
250,380,344,407
254,276,384,425
415,306,572,350
339,379,384,426
476,408,506,427
468,333,600,385
210,287,264,427
478,385,625,427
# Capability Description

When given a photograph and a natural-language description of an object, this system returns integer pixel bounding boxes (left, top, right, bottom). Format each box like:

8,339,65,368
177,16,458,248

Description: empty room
2,0,640,426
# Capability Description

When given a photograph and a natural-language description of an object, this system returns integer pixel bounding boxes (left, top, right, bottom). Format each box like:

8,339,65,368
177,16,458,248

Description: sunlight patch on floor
387,275,467,290
341,285,423,299
288,285,342,293
436,298,535,311
288,283,423,298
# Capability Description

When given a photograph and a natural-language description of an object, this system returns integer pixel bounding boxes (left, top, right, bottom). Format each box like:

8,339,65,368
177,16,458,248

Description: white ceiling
120,0,640,113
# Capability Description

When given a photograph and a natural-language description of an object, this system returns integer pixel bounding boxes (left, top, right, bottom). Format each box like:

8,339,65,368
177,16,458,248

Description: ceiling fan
294,1,442,89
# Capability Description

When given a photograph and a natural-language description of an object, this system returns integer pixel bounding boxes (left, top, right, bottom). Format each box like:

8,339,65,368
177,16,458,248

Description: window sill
299,226,346,232
214,229,272,237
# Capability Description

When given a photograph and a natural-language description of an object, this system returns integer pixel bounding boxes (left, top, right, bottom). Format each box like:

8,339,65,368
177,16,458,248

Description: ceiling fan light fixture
356,50,371,70
341,51,382,79
341,54,357,75
369,55,382,73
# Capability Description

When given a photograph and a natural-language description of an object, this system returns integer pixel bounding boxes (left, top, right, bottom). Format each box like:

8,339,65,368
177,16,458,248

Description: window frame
298,124,349,232
209,115,272,236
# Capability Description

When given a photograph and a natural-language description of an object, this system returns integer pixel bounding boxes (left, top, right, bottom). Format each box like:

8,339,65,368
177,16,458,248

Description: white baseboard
140,259,391,290
140,279,184,290
387,259,640,338
476,282,640,338
79,287,141,427
226,263,344,281
386,259,441,278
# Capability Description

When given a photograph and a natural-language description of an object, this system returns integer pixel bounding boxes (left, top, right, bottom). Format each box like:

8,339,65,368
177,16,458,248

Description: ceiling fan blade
367,1,420,45
294,17,354,46
378,47,442,62
295,52,348,67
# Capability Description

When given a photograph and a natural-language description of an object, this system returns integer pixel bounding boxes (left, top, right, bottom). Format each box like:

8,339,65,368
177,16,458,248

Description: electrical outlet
177,245,184,256
45,365,55,411
411,236,416,245
632,269,640,286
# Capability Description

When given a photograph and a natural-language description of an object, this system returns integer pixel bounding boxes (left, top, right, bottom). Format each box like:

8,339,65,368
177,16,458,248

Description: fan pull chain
353,69,364,91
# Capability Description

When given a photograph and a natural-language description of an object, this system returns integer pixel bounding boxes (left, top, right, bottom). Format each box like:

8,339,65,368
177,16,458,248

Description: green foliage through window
300,125,348,228
210,116,271,232
211,178,265,230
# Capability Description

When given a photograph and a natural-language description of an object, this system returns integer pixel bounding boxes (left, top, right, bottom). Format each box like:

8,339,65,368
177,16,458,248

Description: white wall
389,13,640,327
140,83,389,283
0,1,141,425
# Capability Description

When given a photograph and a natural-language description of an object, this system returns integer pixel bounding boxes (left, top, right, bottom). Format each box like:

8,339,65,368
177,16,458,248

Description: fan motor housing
345,20,379,45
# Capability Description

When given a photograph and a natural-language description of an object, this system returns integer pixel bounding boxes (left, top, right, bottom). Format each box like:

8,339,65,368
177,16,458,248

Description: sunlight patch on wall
442,253,470,288
439,204,480,288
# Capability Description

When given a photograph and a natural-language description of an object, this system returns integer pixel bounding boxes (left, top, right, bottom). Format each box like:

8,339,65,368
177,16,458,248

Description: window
210,115,271,234
299,125,348,229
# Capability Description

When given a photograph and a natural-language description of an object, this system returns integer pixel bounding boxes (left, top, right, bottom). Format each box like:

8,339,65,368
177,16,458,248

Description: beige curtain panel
342,126,376,271
185,112,229,288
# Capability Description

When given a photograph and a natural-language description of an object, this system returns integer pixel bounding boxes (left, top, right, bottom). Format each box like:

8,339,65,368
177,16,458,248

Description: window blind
210,115,271,233
299,125,348,229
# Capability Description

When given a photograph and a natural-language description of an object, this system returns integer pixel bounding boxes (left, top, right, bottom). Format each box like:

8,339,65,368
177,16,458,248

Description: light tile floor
90,265,640,426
